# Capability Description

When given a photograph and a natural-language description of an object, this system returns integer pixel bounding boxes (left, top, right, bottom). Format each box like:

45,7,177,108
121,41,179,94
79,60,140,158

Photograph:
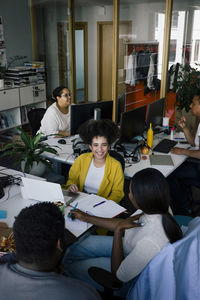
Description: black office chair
88,267,123,300
109,150,125,172
27,108,46,136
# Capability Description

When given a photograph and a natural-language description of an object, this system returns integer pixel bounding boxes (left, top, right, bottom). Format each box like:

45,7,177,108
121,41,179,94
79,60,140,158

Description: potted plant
173,64,200,112
173,64,200,131
1,127,58,176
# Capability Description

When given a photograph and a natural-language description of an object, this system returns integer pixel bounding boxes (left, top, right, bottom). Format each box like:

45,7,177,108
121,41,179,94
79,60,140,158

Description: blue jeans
62,235,135,297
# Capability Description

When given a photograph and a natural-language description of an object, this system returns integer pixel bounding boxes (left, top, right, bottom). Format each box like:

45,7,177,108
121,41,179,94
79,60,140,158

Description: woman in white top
38,86,71,136
63,168,182,297
168,92,200,215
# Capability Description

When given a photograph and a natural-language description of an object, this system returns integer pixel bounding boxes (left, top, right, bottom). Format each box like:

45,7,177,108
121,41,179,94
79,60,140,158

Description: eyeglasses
62,92,71,98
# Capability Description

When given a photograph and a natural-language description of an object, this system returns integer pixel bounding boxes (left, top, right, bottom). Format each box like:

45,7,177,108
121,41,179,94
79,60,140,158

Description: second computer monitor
146,98,165,129
70,100,113,135
119,105,147,143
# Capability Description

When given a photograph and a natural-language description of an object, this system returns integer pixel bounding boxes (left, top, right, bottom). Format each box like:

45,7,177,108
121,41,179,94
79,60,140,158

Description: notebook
153,139,177,153
149,154,174,166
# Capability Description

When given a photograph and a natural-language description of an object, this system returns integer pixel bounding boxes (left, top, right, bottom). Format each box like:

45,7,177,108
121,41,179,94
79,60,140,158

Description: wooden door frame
97,20,132,102
97,21,112,101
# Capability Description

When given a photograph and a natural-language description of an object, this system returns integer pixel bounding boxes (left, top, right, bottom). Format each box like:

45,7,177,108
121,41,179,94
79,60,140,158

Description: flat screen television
146,98,165,130
70,100,113,135
119,105,147,143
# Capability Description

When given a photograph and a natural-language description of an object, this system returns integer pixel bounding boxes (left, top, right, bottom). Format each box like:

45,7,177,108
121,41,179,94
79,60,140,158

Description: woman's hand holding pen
70,209,89,222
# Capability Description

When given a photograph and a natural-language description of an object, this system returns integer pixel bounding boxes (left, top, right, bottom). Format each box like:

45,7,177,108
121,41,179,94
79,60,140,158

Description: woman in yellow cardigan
66,119,124,203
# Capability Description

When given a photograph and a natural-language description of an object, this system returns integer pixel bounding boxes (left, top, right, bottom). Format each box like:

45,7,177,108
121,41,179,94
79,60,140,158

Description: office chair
109,150,125,171
88,267,122,300
27,108,46,136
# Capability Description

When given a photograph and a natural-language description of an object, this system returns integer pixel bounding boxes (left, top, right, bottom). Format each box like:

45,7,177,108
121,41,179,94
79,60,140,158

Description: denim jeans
62,235,134,298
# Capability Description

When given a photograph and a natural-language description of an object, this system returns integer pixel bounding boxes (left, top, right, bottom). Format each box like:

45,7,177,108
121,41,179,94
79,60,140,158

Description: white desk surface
43,133,189,178
0,168,46,227
0,167,92,238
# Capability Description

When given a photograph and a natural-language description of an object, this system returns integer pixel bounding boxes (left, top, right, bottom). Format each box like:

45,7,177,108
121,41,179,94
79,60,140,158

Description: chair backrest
109,150,125,171
127,217,200,300
27,108,46,136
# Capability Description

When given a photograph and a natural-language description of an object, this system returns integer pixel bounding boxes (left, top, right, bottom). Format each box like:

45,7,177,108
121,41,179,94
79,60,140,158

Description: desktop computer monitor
119,105,147,143
70,100,113,135
146,98,165,130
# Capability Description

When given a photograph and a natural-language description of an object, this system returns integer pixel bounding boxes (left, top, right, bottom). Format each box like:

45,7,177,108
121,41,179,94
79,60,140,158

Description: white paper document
64,194,126,237
74,194,126,218
21,177,64,203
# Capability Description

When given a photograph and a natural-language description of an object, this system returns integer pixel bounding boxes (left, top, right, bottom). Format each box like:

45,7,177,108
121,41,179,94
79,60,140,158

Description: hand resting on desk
70,209,144,232
171,146,200,159
67,184,79,193
170,147,186,155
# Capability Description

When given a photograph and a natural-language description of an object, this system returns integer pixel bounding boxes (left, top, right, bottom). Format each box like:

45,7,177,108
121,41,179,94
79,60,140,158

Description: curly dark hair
130,168,183,243
13,202,65,265
78,119,119,145
52,86,68,101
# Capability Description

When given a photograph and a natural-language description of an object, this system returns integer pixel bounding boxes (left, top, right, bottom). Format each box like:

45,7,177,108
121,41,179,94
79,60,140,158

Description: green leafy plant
1,128,59,173
173,64,200,112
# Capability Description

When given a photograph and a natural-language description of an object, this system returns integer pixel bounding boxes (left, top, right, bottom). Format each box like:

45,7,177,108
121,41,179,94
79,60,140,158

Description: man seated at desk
0,202,101,300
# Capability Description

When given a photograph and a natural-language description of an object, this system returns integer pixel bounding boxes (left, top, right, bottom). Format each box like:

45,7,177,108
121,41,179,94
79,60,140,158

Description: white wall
0,0,33,65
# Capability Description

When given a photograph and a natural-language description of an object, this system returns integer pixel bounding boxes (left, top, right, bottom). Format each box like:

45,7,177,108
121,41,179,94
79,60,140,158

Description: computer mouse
58,139,66,144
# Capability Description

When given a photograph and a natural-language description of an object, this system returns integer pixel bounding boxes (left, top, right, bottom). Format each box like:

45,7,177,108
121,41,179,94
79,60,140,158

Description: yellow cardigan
66,152,124,203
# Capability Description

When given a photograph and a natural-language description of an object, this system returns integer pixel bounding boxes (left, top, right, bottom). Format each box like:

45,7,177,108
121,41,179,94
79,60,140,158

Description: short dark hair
13,202,65,265
130,168,182,243
52,86,67,101
78,119,119,145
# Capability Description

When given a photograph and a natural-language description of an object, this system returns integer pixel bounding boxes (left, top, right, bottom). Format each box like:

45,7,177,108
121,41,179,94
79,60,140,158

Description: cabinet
0,84,46,133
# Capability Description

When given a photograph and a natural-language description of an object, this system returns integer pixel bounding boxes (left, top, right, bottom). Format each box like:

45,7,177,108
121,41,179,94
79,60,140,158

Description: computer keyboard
153,139,177,153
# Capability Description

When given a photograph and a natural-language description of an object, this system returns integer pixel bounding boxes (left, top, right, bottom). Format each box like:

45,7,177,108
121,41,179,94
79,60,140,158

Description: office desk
43,134,189,179
0,168,46,226
0,168,93,245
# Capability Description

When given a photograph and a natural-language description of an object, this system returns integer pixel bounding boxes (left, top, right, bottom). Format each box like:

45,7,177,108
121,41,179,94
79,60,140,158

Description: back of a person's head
131,168,183,243
14,202,65,265
131,168,170,214
79,119,119,145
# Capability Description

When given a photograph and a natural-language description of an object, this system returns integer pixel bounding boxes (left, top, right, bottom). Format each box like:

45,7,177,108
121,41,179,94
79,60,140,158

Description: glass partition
75,2,113,103
118,0,166,121
167,0,200,127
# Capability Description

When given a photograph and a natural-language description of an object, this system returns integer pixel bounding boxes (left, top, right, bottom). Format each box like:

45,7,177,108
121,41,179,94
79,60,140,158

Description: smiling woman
66,119,124,203
37,86,71,137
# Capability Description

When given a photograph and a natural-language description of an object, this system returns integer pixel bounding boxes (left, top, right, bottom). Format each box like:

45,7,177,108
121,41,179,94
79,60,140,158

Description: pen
68,202,78,218
174,137,184,140
93,201,106,208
